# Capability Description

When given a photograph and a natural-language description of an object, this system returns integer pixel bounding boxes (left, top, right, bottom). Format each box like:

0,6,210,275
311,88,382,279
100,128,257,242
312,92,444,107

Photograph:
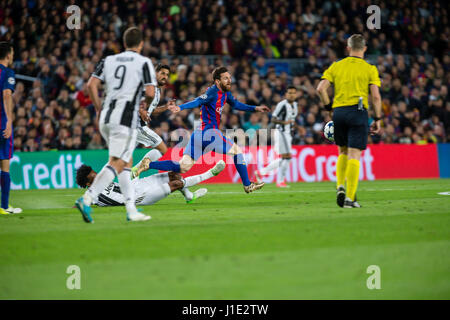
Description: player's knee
179,157,194,173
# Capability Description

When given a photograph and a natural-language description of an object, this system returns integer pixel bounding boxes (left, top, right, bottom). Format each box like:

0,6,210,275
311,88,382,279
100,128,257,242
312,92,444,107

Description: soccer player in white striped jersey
75,160,226,208
75,27,157,223
255,86,298,187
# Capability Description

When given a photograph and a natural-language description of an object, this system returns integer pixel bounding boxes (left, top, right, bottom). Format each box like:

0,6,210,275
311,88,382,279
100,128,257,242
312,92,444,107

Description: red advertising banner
159,144,440,183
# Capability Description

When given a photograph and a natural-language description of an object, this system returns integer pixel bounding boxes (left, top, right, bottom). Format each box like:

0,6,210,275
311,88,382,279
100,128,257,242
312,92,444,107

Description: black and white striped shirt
272,99,298,133
92,50,157,129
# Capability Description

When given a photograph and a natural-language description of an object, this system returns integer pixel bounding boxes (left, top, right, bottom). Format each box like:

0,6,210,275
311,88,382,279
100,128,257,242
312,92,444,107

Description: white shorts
136,126,163,148
100,123,137,162
274,130,292,155
134,173,171,205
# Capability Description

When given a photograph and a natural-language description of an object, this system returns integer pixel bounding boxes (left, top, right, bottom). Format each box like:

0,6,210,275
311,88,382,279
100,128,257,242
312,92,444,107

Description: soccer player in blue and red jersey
0,42,21,214
150,67,270,193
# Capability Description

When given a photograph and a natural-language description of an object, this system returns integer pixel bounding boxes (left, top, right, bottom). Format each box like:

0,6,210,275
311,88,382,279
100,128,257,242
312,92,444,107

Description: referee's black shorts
332,105,369,150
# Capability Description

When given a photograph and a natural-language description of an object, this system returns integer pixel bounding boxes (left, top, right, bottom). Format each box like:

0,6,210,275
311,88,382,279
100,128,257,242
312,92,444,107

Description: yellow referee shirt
321,56,381,109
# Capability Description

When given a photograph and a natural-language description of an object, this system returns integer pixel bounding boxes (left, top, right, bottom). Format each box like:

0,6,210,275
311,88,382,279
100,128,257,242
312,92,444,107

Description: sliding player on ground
317,34,382,208
76,160,226,207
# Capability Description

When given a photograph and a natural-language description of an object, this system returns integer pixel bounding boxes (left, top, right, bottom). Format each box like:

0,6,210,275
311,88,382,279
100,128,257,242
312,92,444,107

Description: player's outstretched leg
255,158,282,182
276,158,291,188
232,152,264,193
131,149,162,179
183,160,226,203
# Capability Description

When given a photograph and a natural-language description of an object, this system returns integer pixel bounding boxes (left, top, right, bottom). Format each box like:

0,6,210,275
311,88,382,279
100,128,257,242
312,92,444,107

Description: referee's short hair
123,27,142,49
0,42,13,60
347,34,366,50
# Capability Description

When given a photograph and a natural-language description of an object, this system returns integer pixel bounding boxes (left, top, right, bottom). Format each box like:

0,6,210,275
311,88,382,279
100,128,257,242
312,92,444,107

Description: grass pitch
1,179,449,299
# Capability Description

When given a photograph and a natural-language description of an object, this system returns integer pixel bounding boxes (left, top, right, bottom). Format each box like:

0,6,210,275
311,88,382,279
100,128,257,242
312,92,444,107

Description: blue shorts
0,134,13,160
184,128,234,161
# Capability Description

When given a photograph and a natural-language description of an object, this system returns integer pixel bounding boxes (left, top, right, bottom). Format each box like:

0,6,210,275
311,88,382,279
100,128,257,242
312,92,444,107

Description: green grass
1,179,450,299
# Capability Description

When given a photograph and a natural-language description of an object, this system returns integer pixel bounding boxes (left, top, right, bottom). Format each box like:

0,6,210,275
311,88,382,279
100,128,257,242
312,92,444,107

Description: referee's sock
149,160,181,172
234,154,251,186
336,154,348,189
345,159,360,201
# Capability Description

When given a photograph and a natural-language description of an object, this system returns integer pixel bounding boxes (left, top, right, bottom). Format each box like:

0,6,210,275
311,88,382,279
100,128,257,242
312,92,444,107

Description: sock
345,159,360,201
184,170,214,188
85,165,117,205
1,171,11,209
260,158,282,175
234,154,251,186
135,149,163,168
277,159,290,184
336,154,348,189
149,160,181,172
118,168,137,214
179,183,193,201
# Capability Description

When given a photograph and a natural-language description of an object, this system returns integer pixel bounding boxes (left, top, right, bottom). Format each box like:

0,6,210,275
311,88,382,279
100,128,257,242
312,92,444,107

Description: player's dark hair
287,85,297,91
156,63,170,72
76,164,93,188
123,27,142,48
0,42,13,60
212,67,228,81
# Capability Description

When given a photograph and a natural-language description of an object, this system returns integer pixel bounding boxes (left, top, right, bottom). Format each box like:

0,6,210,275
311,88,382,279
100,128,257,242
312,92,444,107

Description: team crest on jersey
200,94,208,100
8,77,15,85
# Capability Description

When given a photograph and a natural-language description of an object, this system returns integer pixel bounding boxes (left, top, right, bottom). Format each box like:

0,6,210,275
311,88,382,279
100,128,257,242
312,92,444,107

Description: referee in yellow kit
317,34,382,208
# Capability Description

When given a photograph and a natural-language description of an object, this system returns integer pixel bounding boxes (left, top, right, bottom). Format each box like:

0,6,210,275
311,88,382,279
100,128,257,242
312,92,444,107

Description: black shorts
332,105,369,150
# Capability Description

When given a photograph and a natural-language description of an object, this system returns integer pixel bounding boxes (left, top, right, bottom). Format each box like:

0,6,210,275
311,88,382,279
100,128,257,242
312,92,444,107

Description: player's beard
220,82,231,92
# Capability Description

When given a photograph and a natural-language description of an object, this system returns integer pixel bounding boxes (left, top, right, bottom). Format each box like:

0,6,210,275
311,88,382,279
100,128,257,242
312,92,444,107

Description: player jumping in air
76,159,226,207
0,42,22,215
148,66,271,193
255,86,298,187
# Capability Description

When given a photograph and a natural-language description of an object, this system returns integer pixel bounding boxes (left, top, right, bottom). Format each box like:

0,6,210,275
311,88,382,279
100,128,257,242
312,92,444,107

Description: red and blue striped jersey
179,85,256,130
0,64,15,131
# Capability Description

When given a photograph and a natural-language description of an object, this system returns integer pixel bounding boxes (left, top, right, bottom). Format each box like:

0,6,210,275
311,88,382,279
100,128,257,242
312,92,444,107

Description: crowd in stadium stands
0,0,448,152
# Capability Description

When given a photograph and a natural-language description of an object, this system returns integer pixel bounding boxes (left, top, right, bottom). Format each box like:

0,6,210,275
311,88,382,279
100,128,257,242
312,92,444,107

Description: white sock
135,149,163,167
118,168,138,214
85,165,117,205
260,158,282,175
277,159,290,183
179,185,193,201
184,170,214,188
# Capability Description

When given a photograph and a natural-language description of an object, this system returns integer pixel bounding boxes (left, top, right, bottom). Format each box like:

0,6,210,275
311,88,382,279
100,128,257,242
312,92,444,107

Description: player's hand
255,105,270,113
370,120,381,135
168,104,181,113
2,121,11,139
139,105,150,123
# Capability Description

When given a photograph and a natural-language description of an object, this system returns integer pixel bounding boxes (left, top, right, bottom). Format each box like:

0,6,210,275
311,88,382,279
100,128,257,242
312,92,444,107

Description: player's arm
369,84,382,134
2,88,13,139
169,93,211,113
142,60,156,106
227,93,270,112
87,76,102,112
317,62,335,111
152,100,175,116
316,79,332,110
271,102,291,125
